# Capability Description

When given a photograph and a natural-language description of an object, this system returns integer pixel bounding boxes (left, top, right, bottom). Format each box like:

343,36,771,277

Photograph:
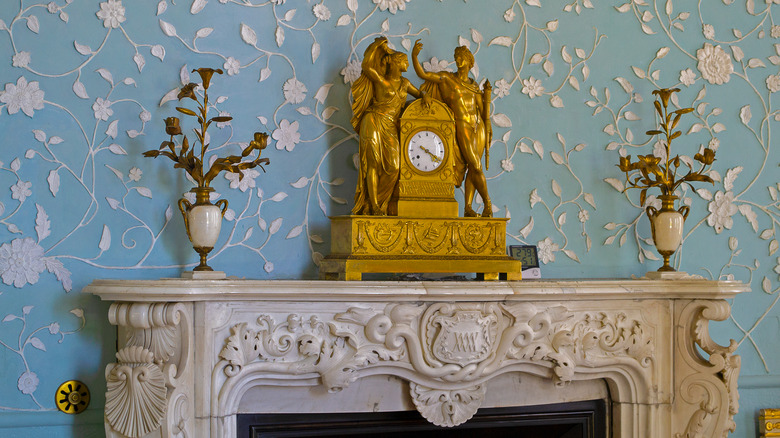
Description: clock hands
419,145,442,163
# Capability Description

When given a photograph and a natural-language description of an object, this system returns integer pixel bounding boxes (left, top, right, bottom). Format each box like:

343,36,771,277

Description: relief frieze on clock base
320,215,522,280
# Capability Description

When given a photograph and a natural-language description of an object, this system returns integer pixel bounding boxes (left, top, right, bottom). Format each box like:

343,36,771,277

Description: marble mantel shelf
86,277,746,301
84,278,749,438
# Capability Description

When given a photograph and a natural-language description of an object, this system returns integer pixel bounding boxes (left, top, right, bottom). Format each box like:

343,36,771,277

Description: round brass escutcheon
55,380,90,414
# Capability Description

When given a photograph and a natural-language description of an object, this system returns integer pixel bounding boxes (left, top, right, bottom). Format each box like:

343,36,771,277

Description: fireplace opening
237,399,607,438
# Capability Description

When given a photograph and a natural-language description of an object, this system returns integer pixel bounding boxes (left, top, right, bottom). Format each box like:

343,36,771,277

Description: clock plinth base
319,215,522,281
396,198,458,218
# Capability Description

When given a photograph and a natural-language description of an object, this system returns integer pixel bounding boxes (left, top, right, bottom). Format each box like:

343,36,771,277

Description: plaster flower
313,3,330,21
216,111,231,128
679,69,696,87
0,237,47,288
12,51,30,68
504,7,516,22
11,181,32,202
92,97,113,121
521,77,544,99
644,195,661,210
529,188,542,207
223,57,240,76
697,43,733,85
48,2,59,13
17,371,39,395
139,110,151,122
96,0,126,29
423,57,451,73
702,24,715,40
494,79,511,98
766,75,780,93
48,322,60,334
128,167,142,182
282,78,306,104
772,25,780,38
272,119,301,151
537,237,559,264
500,159,514,172
341,60,361,84
707,190,738,233
1,76,45,117
182,190,220,204
225,168,260,192
708,137,720,151
652,140,667,161
578,210,589,223
373,0,409,14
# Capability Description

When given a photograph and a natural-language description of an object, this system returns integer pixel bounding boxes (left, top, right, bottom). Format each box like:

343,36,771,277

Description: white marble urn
178,187,228,271
646,194,689,272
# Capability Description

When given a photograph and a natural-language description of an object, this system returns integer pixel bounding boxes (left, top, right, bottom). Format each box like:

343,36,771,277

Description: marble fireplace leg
103,302,194,438
672,299,740,438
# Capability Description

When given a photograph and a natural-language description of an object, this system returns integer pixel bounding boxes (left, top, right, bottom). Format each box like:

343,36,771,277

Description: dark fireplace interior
237,399,607,438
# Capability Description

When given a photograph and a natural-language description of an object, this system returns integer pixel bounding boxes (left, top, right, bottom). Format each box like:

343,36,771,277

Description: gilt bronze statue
350,37,425,216
412,40,493,217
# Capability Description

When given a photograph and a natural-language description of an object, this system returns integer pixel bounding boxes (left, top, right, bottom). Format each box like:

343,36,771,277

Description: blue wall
0,0,778,435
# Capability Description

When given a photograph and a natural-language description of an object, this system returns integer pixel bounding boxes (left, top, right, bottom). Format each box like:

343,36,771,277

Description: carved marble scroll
674,300,741,438
215,302,656,427
105,302,191,438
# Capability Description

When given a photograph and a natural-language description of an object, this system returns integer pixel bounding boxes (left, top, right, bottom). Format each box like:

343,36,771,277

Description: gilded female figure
412,40,493,217
351,37,425,216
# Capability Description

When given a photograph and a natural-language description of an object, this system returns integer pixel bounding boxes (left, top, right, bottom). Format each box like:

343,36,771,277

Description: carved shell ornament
410,382,486,427
105,346,167,438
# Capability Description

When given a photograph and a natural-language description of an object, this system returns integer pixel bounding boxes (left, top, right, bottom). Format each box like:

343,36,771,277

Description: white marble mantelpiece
84,278,749,438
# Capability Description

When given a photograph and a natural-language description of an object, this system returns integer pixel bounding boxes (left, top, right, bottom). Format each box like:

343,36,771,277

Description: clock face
407,130,445,173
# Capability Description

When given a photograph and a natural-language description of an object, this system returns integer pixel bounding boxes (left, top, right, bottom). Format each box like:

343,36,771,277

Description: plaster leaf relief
215,301,657,426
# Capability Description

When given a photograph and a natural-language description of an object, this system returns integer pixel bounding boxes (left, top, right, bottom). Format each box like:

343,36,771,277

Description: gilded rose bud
251,132,268,150
618,156,632,172
165,117,181,136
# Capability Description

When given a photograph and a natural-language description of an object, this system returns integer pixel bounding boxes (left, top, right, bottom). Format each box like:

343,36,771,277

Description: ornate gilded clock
319,99,521,281
392,98,458,218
